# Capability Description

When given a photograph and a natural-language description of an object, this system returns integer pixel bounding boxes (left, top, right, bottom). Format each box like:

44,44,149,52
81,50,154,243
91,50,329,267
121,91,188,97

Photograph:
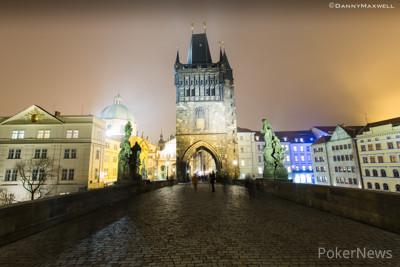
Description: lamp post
166,160,170,180
233,160,238,180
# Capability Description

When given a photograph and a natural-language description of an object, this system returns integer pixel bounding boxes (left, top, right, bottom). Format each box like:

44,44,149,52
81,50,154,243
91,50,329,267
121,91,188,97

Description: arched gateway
175,28,239,182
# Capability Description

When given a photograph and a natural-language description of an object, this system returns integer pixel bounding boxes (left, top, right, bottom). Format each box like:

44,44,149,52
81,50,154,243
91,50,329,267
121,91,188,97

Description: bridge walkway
0,184,399,266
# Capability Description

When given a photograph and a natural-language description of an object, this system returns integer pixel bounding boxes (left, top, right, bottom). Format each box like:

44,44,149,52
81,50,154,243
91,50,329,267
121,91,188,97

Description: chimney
55,111,61,116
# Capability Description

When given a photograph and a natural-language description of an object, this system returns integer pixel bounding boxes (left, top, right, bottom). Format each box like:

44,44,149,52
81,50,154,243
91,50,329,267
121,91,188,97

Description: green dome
99,95,135,121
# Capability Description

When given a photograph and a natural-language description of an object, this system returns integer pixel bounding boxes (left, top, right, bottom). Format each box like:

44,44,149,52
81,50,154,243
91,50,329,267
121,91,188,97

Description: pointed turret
219,43,223,62
175,46,180,65
223,49,231,69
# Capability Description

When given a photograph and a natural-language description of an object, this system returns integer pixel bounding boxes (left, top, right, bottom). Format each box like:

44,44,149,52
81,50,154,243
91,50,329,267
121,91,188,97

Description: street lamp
233,160,238,180
166,160,170,180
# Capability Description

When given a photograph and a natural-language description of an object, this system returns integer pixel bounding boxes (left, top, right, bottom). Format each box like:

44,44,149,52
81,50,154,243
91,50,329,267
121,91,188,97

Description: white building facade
0,105,112,202
356,118,400,193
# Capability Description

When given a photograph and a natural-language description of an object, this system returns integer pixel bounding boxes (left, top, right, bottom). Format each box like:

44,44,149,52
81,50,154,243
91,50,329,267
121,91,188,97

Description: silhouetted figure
210,171,216,192
192,173,199,191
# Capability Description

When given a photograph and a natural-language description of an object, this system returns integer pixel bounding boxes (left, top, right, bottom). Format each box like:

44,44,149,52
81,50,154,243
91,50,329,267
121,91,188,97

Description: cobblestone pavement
1,184,399,266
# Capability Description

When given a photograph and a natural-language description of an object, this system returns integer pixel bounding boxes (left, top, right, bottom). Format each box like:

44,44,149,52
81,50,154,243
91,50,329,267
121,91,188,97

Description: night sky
0,0,399,143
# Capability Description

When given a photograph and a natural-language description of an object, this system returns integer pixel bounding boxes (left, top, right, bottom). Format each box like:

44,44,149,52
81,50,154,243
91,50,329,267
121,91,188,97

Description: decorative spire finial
191,23,194,34
203,21,206,33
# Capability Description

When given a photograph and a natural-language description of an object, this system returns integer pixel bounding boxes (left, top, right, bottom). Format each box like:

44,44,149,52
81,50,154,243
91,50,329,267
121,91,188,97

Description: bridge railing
234,178,400,235
0,180,177,247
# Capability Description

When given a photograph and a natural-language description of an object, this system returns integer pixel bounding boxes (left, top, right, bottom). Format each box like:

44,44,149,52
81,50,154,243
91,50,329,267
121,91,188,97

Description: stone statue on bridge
261,119,288,180
118,122,142,183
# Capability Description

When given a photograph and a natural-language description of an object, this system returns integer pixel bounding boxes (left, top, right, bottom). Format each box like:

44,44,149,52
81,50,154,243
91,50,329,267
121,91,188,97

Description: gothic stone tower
175,29,238,182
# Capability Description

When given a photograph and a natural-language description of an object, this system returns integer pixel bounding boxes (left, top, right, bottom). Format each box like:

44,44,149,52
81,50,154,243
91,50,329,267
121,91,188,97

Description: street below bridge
0,183,399,266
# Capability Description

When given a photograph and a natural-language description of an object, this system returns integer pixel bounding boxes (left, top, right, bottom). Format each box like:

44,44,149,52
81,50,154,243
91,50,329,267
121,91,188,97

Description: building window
393,169,399,178
348,144,352,149
113,156,117,163
258,156,262,163
12,130,18,139
387,142,394,149
286,155,290,162
395,184,400,192
41,149,47,158
68,169,74,180
397,141,400,149
378,156,384,163
300,146,304,152
18,130,25,139
370,156,376,163
293,146,297,152
367,182,372,189
8,149,14,159
294,156,298,162
345,155,349,161
341,155,345,161
381,169,386,177
339,145,343,150
344,144,348,149
32,169,38,180
15,149,21,159
61,169,68,180
73,130,79,138
240,147,244,153
302,166,306,171
360,145,366,151
308,166,312,171
383,183,389,191
332,146,335,151
96,150,100,159
4,170,11,181
375,183,380,190
363,157,368,163
10,170,18,181
66,130,72,138
390,155,397,163
241,160,244,166
38,130,44,139
95,168,99,179
64,149,70,159
368,144,373,151
44,130,50,139
375,143,381,150
38,169,45,180
71,149,76,159
301,155,305,162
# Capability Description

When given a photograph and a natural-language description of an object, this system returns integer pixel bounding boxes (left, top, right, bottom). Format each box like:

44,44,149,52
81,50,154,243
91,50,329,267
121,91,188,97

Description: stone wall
234,179,400,234
0,180,177,246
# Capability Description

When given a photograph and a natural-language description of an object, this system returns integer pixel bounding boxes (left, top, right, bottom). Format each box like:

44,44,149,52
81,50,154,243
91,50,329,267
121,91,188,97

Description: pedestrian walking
192,173,199,191
210,171,216,192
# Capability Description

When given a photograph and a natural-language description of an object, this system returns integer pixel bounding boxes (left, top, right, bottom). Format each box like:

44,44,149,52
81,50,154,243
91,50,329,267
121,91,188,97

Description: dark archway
180,141,222,182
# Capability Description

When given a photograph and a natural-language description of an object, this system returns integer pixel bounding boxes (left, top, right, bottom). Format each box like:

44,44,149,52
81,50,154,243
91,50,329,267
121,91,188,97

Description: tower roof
187,33,212,64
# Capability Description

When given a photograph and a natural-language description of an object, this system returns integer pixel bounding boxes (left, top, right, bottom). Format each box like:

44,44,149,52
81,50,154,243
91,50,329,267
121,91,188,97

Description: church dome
99,94,135,121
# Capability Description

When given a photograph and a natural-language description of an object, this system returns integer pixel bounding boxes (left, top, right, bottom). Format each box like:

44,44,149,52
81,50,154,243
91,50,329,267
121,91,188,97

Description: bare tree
15,158,59,201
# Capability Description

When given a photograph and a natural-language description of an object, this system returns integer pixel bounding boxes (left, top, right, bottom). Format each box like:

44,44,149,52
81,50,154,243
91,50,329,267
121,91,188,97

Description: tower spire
175,44,180,64
219,42,223,62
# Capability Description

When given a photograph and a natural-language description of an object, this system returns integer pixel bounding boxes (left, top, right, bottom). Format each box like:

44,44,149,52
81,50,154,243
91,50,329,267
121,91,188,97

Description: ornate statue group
118,122,142,183
261,119,288,180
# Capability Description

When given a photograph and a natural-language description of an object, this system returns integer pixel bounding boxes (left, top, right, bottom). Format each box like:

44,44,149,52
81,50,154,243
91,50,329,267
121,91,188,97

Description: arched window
396,184,400,192
383,183,389,191
367,182,372,189
380,169,386,177
375,183,380,190
393,169,399,178
372,169,378,177
365,169,370,176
